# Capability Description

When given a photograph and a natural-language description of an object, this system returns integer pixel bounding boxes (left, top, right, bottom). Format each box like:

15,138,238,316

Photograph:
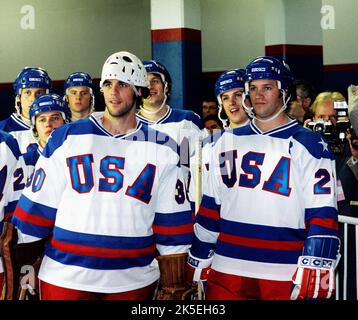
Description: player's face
102,79,136,118
202,101,218,118
221,88,249,128
314,100,337,125
35,111,65,148
248,79,283,120
66,86,92,114
145,73,165,107
20,88,47,118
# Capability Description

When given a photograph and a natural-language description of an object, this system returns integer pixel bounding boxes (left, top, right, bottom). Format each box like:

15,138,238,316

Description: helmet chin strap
242,90,291,123
217,98,230,129
139,82,168,115
15,96,31,124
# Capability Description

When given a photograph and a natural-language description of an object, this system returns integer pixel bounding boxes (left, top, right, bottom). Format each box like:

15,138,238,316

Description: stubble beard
107,100,136,118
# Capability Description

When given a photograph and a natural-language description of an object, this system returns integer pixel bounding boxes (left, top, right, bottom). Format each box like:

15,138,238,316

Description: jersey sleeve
4,154,27,222
189,142,221,261
1,133,26,224
12,140,65,243
153,160,194,256
294,134,339,238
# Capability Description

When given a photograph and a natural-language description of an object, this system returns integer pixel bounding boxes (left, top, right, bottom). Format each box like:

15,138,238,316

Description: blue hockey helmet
30,93,71,126
214,69,245,101
14,67,52,95
214,69,247,128
64,72,94,93
243,56,294,93
214,69,245,99
142,60,172,93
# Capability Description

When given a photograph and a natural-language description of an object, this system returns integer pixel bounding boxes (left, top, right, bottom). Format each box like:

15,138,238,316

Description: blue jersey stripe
306,224,338,237
45,244,154,270
305,207,338,221
12,215,52,239
4,200,18,215
201,195,220,211
216,240,301,264
153,210,193,226
189,235,216,260
155,232,193,246
195,215,220,233
17,195,57,222
53,226,155,249
220,219,307,241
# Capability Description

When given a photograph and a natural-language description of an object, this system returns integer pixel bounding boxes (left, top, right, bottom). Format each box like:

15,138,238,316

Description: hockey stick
194,136,202,215
194,136,203,300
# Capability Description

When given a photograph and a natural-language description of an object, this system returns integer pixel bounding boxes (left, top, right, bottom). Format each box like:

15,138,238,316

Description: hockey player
137,60,203,167
0,130,26,294
23,94,70,177
63,72,95,122
138,60,203,214
0,67,52,154
11,51,193,300
187,56,340,300
215,69,250,129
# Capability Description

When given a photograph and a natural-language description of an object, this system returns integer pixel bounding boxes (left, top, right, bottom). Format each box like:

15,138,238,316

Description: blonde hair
311,91,346,114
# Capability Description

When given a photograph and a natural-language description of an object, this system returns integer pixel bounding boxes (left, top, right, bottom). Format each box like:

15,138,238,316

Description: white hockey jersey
189,120,338,281
136,107,203,168
0,113,37,154
0,130,26,273
12,112,193,293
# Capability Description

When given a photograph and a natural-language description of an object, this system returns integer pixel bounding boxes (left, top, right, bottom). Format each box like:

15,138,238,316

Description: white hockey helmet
100,51,148,96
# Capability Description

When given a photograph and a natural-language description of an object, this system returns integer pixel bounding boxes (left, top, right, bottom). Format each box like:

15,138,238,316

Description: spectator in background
287,100,305,124
347,85,358,179
294,79,316,122
304,91,345,125
201,95,219,119
203,114,223,133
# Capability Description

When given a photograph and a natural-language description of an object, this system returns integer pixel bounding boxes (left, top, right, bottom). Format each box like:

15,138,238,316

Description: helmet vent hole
123,56,132,63
122,67,126,73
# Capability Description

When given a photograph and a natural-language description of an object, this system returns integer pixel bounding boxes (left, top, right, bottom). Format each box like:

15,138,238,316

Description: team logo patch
29,77,42,82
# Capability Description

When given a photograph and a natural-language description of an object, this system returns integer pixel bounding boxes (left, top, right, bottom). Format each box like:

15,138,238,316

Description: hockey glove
290,235,340,300
185,252,212,300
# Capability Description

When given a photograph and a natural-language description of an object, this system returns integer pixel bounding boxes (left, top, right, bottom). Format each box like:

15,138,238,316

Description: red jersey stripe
219,233,304,251
152,223,193,235
14,206,54,228
51,238,156,259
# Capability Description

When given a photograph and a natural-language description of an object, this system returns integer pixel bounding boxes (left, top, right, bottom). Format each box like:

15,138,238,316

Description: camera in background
307,101,357,153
